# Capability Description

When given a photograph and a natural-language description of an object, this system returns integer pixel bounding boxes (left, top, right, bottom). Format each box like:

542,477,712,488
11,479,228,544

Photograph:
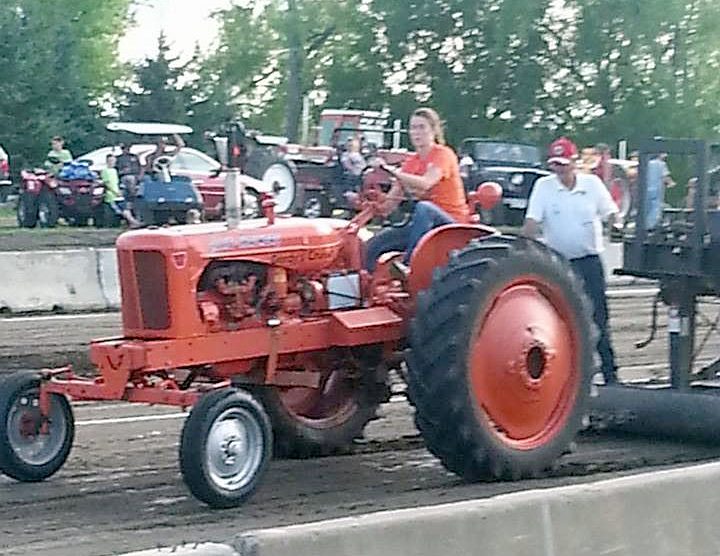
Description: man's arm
521,217,541,239
521,179,545,238
168,134,186,156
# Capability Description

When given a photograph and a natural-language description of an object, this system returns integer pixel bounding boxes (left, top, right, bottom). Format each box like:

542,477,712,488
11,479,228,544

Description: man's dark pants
570,254,618,383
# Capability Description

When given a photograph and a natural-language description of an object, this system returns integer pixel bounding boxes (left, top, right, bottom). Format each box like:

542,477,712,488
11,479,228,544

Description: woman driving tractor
365,107,468,274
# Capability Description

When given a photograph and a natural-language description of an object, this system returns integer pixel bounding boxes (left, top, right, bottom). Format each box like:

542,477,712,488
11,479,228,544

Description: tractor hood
115,217,350,272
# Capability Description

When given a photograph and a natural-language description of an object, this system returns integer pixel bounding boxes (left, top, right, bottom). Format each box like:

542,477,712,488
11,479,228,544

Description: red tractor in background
279,109,412,217
0,137,597,507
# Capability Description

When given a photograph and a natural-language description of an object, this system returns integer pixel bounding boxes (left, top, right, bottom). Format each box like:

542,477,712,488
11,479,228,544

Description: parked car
0,145,12,203
459,138,549,225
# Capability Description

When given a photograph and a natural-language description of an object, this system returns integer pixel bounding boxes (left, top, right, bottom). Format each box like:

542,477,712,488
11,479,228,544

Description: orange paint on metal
467,276,580,450
408,224,497,295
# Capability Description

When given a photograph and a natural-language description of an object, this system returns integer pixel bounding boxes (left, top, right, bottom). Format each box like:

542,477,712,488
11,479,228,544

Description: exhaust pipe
224,168,244,229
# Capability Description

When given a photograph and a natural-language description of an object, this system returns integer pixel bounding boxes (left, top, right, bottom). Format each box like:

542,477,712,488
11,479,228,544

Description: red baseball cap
548,137,578,165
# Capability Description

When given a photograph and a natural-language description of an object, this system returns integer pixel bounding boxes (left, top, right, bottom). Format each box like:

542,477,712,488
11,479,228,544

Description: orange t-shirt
401,144,469,222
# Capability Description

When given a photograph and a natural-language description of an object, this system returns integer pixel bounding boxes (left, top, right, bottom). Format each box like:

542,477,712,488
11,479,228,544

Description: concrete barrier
96,248,120,309
232,461,720,556
0,250,107,313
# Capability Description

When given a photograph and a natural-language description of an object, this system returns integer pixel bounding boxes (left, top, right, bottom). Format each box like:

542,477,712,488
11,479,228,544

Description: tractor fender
408,224,498,296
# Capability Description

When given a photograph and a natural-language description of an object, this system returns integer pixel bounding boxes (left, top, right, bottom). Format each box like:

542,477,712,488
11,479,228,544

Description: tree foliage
0,0,131,166
3,0,720,167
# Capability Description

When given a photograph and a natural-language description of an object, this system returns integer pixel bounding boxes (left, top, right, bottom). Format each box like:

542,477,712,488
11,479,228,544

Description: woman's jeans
365,201,454,271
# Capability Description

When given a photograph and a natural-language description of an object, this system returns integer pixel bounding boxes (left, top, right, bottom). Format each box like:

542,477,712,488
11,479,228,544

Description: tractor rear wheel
0,372,74,482
407,238,596,481
179,388,272,508
257,350,385,458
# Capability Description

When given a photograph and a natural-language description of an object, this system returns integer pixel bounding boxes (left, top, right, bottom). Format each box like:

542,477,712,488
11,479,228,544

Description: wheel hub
7,391,68,466
206,408,264,491
468,279,579,448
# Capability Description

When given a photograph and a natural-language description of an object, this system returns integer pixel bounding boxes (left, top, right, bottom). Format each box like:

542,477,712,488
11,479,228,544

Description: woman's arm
382,162,442,199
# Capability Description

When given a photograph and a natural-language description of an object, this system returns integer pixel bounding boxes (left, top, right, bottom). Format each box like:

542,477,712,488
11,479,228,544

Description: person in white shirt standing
522,137,619,384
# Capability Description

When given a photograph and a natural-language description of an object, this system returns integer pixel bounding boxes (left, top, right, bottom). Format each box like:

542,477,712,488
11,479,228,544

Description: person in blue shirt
645,153,675,229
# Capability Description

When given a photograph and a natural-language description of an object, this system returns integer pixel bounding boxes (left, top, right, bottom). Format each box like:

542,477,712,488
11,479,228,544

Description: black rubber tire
0,371,74,482
179,388,272,509
256,381,381,459
37,191,59,228
300,191,331,218
255,348,386,458
407,237,597,481
16,193,38,228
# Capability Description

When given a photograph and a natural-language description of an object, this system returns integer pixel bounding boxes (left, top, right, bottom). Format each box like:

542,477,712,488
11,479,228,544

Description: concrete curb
232,461,720,556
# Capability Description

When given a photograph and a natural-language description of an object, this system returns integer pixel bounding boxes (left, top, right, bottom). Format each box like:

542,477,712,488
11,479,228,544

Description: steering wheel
152,154,174,183
152,154,173,173
359,165,414,228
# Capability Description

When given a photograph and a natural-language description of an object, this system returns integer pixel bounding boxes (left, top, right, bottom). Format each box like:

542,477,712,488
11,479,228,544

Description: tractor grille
119,250,170,330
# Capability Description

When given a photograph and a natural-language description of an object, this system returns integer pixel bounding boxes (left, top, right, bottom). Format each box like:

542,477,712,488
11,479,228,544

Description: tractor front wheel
0,372,75,482
179,388,272,508
407,238,596,481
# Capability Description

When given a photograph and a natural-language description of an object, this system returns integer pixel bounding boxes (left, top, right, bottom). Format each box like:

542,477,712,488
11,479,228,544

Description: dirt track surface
2,289,720,555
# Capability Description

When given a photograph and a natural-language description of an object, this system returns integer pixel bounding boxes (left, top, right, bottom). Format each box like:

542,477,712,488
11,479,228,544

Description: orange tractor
0,162,597,508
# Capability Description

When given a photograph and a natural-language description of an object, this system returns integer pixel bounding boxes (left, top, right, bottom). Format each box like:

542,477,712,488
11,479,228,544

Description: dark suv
459,138,549,225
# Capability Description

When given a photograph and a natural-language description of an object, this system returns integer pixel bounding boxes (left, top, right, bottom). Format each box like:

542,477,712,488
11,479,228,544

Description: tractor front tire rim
205,407,266,492
7,391,69,466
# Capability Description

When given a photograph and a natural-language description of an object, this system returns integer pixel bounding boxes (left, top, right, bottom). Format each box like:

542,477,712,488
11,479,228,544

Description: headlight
58,187,72,195
511,173,524,186
92,187,104,195
185,197,194,203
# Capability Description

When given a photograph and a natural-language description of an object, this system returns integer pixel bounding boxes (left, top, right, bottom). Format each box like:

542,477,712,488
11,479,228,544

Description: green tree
0,0,131,166
119,33,194,125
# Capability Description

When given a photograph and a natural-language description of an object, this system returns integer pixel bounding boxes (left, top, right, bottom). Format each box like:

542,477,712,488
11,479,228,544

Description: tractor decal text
307,247,336,261
209,234,282,253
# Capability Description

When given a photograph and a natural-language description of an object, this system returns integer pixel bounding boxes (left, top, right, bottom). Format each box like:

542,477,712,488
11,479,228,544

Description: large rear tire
0,372,74,482
407,238,596,481
256,349,385,458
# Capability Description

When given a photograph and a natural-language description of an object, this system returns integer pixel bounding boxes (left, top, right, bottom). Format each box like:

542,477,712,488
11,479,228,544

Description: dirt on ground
0,202,124,251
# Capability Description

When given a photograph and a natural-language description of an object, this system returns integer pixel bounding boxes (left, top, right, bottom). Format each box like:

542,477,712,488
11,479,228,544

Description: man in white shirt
522,137,619,384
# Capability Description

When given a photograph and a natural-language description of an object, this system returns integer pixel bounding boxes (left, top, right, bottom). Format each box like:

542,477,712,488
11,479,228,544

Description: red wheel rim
277,371,358,430
468,275,581,450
